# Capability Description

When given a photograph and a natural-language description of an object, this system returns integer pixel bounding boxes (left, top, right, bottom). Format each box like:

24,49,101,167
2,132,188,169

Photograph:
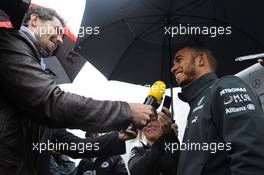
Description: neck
195,68,213,80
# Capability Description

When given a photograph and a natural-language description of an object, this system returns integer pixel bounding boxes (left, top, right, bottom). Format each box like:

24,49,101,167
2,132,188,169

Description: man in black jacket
128,107,179,175
75,132,129,175
170,45,264,175
39,128,134,175
0,7,154,175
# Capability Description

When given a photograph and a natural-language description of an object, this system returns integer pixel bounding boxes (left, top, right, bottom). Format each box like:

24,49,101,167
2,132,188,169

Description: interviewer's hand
128,103,154,129
118,126,137,141
258,59,264,66
158,107,172,134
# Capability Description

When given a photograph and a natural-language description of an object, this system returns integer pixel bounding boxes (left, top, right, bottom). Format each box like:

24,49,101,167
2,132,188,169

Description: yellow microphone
144,81,166,109
129,81,166,132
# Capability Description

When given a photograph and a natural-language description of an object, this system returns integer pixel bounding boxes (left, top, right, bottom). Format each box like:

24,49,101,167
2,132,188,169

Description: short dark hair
23,6,65,27
175,43,217,72
188,46,217,72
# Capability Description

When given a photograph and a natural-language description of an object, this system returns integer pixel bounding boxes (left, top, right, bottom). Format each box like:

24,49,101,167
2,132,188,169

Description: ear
197,53,207,67
29,14,39,27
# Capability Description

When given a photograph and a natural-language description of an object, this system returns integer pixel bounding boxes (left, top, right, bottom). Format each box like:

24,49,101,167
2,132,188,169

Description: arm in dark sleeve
112,155,128,175
75,159,89,175
0,29,131,132
51,129,126,159
128,129,179,175
128,144,161,175
212,76,264,175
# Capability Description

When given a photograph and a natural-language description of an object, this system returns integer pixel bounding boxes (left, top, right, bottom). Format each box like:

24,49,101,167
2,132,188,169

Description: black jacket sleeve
0,28,132,132
75,159,89,175
112,155,128,175
50,129,126,159
128,129,179,175
212,76,264,175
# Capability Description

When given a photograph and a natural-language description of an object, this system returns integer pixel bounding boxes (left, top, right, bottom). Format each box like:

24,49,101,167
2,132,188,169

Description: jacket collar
20,26,36,41
140,141,151,150
20,26,49,59
178,73,218,103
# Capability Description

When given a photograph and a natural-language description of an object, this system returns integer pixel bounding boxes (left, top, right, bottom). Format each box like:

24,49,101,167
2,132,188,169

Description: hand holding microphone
128,81,166,130
128,103,154,129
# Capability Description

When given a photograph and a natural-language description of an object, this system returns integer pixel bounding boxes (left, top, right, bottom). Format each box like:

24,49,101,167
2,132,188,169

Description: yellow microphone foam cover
148,81,166,102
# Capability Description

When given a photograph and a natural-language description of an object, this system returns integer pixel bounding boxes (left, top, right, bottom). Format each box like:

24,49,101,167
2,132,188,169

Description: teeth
176,73,181,80
147,129,156,132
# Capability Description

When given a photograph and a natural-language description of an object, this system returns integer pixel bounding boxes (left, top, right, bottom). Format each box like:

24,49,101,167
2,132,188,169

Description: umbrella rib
76,19,125,47
123,0,205,21
167,0,211,29
161,32,168,79
140,16,168,40
123,0,211,38
216,21,264,48
124,19,212,25
107,16,166,80
169,0,173,12
209,0,218,16
206,0,264,47
170,13,217,23
124,14,171,20
124,20,165,25
139,0,165,13
170,0,205,14
77,15,165,47
171,0,209,20
169,11,264,48
138,0,204,15
125,2,215,41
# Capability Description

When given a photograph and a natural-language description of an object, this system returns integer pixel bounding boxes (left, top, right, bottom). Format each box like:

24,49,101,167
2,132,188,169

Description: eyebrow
174,55,182,61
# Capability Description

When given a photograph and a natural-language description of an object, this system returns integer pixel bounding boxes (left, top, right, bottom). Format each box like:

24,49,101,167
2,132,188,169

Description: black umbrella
0,0,31,29
44,35,87,84
74,0,264,88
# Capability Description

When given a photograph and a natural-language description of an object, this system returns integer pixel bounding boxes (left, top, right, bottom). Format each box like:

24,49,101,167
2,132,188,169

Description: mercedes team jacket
176,73,264,175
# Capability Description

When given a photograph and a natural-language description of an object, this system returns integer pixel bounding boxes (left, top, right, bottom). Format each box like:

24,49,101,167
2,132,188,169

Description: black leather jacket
0,27,132,174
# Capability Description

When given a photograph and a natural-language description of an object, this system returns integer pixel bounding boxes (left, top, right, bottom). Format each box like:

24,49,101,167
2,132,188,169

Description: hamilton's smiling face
170,47,199,87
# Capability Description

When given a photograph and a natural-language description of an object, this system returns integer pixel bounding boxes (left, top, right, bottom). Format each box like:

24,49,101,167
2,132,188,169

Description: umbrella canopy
0,0,31,29
75,0,264,87
44,34,87,84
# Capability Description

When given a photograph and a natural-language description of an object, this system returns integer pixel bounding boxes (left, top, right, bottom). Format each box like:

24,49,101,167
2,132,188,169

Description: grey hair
23,6,65,27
